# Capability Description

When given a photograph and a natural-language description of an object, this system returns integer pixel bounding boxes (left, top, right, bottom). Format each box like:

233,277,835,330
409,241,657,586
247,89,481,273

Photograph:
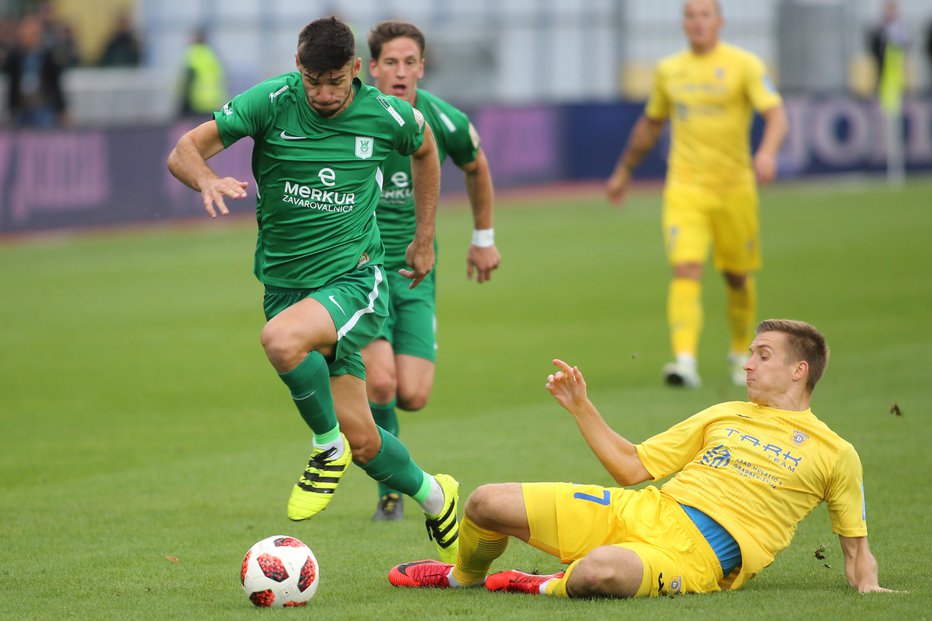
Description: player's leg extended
362,338,404,519
332,374,460,562
662,189,710,387
263,295,341,436
454,483,526,585
712,187,761,385
668,263,704,362
390,268,438,412
261,295,351,521
365,272,438,519
388,483,521,589
724,272,755,384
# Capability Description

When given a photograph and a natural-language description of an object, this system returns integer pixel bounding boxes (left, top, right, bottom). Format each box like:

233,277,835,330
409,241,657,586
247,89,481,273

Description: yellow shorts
662,185,761,273
523,483,724,597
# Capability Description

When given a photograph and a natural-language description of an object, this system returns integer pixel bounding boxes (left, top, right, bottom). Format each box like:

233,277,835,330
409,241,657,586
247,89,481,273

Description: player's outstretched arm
605,115,665,206
461,148,500,284
167,120,248,218
546,359,651,486
839,535,900,593
401,124,439,288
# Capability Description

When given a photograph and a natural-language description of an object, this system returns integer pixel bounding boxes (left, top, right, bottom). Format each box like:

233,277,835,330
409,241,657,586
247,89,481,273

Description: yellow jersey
645,42,782,191
636,401,867,590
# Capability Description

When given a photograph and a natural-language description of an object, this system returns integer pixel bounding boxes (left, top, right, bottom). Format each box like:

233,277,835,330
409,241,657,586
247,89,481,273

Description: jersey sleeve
825,442,868,537
378,95,425,157
635,410,712,480
743,53,782,113
213,79,275,147
433,103,480,167
644,61,672,121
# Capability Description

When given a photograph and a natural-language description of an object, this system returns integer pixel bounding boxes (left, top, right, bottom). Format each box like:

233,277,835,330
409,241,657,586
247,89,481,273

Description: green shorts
262,264,390,379
374,267,437,362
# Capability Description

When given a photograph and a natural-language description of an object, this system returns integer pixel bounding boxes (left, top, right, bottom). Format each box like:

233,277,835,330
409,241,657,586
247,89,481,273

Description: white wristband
471,228,495,247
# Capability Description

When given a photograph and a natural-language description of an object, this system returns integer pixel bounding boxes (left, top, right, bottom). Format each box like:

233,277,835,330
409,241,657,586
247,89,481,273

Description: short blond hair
756,319,829,393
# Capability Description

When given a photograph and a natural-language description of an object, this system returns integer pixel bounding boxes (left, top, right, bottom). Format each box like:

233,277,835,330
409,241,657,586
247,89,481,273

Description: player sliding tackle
388,320,896,597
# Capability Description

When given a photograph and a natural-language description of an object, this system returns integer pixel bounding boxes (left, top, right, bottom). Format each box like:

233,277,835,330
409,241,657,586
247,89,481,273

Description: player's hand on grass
401,239,436,288
467,244,500,284
201,177,249,218
546,359,589,411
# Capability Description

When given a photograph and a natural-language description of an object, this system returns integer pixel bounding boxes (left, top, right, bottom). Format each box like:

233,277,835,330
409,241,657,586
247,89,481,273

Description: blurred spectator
926,21,932,86
98,12,143,67
178,26,227,118
36,2,79,67
868,0,909,76
2,13,69,128
0,16,17,67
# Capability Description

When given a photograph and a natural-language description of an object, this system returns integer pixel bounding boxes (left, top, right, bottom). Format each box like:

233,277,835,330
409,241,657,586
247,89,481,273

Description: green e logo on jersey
355,137,374,159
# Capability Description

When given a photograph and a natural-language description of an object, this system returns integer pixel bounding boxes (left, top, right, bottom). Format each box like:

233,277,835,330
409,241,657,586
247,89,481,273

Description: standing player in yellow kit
606,0,787,388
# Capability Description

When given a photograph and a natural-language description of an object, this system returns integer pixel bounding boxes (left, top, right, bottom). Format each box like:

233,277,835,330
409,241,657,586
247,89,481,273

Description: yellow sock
668,278,702,358
450,516,508,587
726,276,756,355
543,560,579,597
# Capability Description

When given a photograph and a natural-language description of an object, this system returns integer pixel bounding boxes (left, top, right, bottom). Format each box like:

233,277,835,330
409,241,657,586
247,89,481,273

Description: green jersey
377,89,479,267
214,75,426,288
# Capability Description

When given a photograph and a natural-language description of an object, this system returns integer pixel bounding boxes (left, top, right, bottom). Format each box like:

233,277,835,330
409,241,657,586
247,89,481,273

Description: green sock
360,427,427,499
371,400,400,498
277,351,338,438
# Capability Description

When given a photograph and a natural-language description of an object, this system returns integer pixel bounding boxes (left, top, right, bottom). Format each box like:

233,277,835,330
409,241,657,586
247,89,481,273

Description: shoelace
407,564,450,585
305,446,337,473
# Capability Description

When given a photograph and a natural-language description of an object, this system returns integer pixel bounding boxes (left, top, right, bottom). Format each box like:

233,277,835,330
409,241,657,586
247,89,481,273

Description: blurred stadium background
2,3,931,617
0,0,930,234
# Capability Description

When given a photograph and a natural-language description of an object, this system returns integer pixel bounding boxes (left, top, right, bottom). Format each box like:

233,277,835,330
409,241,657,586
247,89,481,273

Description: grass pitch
1,178,930,620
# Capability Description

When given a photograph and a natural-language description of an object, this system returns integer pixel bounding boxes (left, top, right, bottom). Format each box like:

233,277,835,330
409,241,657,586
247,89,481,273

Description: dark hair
367,21,426,61
756,319,830,393
296,17,356,74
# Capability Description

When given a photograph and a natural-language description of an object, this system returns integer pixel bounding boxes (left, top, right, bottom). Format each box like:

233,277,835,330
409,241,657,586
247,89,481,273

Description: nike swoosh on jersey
280,130,308,141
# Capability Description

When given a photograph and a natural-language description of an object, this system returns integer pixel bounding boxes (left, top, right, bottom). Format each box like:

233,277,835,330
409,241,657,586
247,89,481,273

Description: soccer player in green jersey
166,17,460,563
364,21,501,520
388,320,896,597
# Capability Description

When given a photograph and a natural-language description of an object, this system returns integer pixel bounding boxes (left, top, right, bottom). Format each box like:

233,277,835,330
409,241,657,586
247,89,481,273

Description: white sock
312,437,345,459
446,569,461,588
676,353,697,368
418,476,444,515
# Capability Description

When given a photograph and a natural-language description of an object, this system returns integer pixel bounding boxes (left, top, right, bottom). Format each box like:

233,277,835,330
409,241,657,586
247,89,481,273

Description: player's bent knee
568,547,642,599
464,484,500,524
366,375,397,405
397,389,429,412
260,324,299,371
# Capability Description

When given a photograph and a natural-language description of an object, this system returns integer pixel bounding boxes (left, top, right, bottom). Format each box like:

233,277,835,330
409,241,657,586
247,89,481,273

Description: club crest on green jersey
355,136,375,159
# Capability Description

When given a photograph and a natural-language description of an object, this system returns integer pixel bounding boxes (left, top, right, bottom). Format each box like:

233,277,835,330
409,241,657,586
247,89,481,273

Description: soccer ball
240,535,320,607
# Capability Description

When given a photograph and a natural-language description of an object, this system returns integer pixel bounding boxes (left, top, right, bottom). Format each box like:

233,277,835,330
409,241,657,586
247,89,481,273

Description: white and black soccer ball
240,535,319,607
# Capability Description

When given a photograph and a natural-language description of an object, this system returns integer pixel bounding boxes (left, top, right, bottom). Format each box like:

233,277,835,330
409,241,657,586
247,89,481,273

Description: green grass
1,178,930,620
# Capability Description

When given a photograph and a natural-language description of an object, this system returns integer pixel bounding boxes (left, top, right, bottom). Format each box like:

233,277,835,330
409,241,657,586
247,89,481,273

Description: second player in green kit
364,21,501,521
